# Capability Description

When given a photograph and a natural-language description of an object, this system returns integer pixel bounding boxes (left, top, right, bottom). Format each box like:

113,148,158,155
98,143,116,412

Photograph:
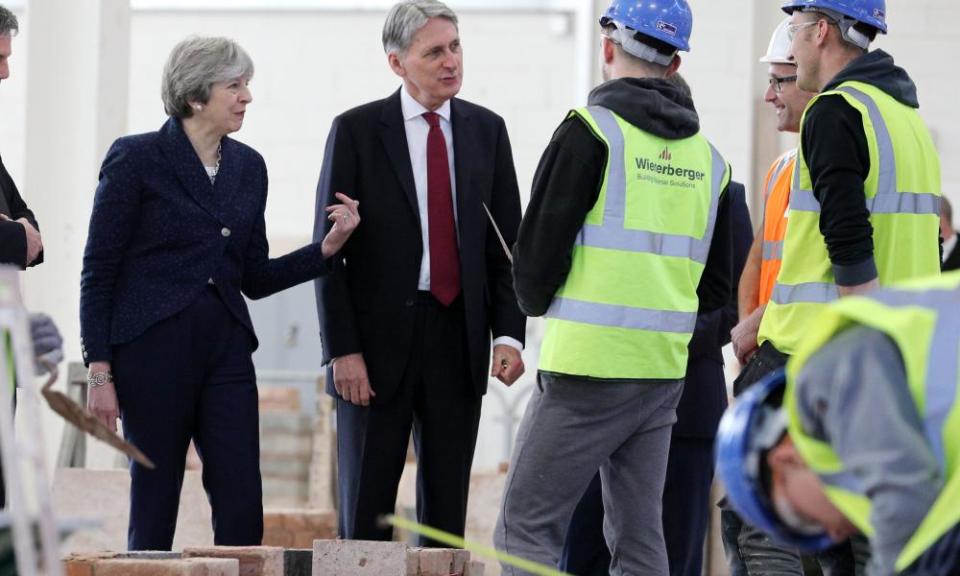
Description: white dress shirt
399,86,521,353
943,232,957,264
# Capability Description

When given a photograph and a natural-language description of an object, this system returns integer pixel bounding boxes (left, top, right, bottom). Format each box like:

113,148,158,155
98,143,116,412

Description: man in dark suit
313,0,526,544
559,181,753,576
0,4,42,510
0,6,42,270
941,197,959,272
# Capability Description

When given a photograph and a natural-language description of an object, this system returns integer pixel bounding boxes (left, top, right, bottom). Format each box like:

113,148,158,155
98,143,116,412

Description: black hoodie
800,49,925,286
511,77,733,326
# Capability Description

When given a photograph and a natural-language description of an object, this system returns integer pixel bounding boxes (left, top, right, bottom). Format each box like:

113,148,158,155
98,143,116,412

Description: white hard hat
759,18,795,65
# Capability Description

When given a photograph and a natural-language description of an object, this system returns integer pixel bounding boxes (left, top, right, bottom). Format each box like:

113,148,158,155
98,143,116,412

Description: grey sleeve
795,326,943,576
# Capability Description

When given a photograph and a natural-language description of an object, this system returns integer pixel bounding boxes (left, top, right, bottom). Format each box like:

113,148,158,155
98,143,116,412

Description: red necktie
423,112,460,306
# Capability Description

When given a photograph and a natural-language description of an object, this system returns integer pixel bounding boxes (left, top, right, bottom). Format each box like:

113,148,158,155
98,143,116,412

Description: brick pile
64,552,238,576
183,546,284,576
262,509,337,548
313,540,487,576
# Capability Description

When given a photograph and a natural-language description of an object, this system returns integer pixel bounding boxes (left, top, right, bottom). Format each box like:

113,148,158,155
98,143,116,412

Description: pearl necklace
207,143,222,185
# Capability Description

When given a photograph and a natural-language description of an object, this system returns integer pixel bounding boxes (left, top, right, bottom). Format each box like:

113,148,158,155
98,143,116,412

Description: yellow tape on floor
385,514,572,576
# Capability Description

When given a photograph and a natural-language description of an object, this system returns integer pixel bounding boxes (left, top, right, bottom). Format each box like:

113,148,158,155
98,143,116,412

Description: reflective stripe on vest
546,298,697,334
545,106,725,335
771,282,838,305
763,241,784,261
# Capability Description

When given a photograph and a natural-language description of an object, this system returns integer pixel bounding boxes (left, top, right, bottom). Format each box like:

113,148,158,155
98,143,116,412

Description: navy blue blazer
80,117,328,364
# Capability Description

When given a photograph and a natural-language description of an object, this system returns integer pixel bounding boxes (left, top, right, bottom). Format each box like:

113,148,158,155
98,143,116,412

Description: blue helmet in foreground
781,0,887,34
600,0,693,53
715,369,835,552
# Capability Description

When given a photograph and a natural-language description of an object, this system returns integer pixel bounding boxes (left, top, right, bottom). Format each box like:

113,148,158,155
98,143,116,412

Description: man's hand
17,218,42,265
731,305,765,365
332,352,376,406
490,345,524,386
321,193,360,258
87,361,119,432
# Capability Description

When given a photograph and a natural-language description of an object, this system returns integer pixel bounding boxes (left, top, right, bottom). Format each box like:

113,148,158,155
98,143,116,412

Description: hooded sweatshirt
511,77,733,351
800,50,926,286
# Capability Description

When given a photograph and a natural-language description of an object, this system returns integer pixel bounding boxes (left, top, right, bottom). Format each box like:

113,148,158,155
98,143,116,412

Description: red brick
416,548,455,576
183,547,283,576
261,529,293,548
313,540,409,576
64,552,115,576
262,512,285,531
290,532,316,550
90,557,239,575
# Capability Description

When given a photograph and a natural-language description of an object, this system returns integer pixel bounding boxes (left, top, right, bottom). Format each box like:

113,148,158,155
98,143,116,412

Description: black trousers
335,292,481,546
113,287,262,551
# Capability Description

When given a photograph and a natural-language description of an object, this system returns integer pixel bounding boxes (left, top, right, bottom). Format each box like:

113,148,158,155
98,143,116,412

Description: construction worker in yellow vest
753,0,941,370
723,18,867,576
494,1,734,574
732,18,817,372
717,271,960,576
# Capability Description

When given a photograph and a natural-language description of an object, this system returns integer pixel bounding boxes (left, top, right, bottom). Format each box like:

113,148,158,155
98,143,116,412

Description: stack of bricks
307,378,335,511
258,387,314,507
65,544,485,576
261,509,337,549
313,540,486,576
182,546,284,576
64,552,238,576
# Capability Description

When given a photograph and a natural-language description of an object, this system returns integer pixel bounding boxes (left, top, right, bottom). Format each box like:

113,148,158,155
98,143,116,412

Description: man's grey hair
382,0,458,55
161,36,254,119
0,5,18,36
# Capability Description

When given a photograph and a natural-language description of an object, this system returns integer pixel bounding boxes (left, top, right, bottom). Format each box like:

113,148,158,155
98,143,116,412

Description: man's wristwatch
87,371,113,388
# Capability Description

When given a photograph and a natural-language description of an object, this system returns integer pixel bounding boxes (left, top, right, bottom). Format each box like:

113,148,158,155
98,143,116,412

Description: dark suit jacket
944,234,960,272
80,117,328,364
0,154,43,268
314,89,526,399
675,181,753,438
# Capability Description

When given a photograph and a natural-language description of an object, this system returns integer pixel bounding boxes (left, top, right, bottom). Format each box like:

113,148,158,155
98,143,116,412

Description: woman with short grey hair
161,36,254,119
80,36,360,550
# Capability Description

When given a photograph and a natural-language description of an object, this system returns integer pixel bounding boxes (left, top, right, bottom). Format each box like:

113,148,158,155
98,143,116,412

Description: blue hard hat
715,369,835,552
781,0,887,34
600,0,693,52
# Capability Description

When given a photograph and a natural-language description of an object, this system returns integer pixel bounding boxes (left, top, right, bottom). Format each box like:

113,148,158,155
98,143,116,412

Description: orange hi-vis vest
758,149,795,306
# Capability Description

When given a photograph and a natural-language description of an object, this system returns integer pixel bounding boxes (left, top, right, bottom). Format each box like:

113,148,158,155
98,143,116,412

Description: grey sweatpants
494,372,683,576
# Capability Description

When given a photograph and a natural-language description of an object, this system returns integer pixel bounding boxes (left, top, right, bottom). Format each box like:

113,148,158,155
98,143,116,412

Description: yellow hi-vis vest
758,81,941,355
538,106,730,380
786,272,960,572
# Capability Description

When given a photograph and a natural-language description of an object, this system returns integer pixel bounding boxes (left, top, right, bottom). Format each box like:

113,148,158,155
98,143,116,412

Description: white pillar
751,2,790,224
21,0,130,467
